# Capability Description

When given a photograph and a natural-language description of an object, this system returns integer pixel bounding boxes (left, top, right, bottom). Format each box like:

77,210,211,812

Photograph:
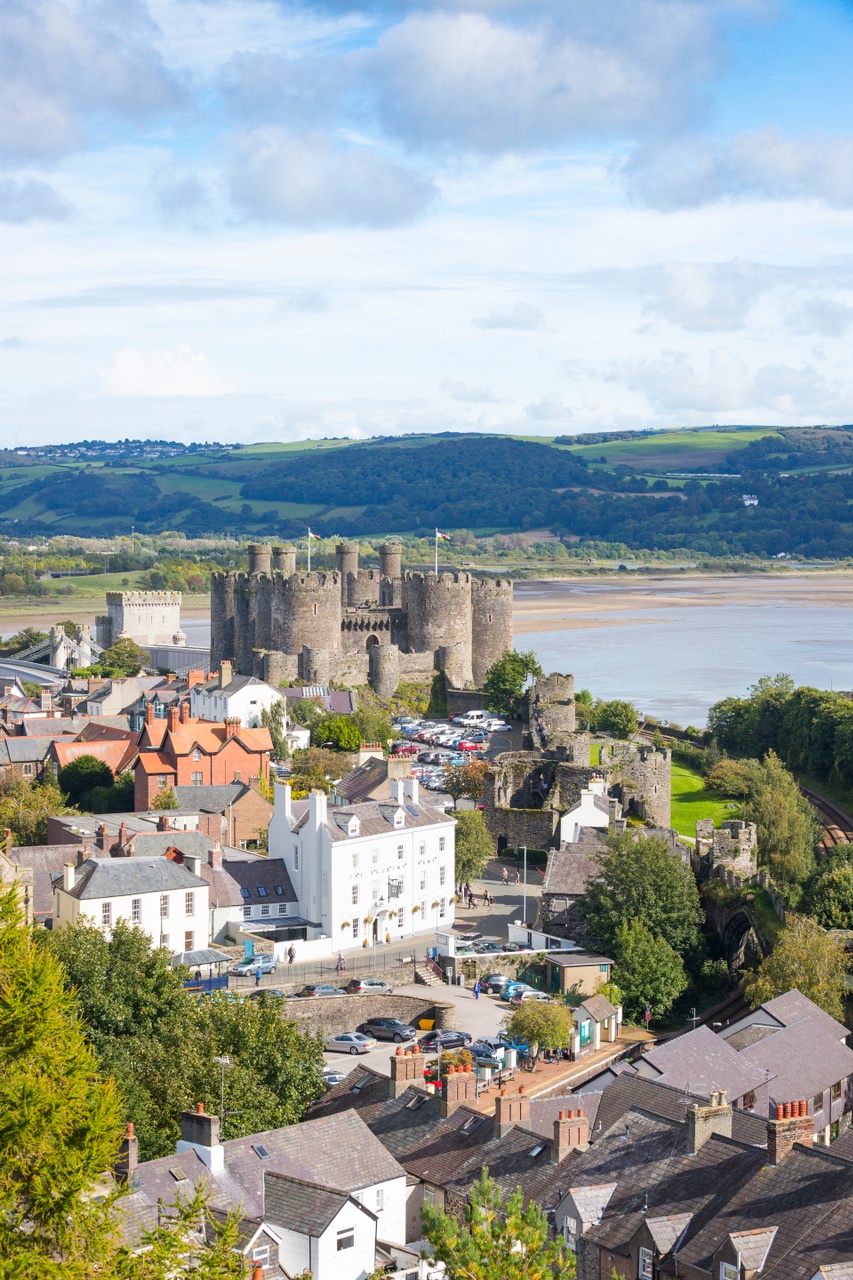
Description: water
516,578,853,728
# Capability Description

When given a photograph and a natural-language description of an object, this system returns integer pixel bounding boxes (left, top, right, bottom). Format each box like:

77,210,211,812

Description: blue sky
3,0,853,445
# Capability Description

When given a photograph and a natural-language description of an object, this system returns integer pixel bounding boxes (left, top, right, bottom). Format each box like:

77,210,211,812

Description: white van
458,709,488,726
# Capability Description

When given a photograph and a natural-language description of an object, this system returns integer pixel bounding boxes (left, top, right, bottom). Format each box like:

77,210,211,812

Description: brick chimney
180,700,190,725
219,660,232,690
157,814,172,832
76,845,88,867
441,1065,478,1118
168,705,180,733
493,1086,531,1139
177,1103,223,1172
115,1121,138,1184
118,821,127,848
224,715,240,736
96,822,109,852
767,1100,813,1165
686,1089,733,1153
208,845,223,870
389,1046,425,1099
551,1107,590,1163
145,702,155,725
186,669,204,688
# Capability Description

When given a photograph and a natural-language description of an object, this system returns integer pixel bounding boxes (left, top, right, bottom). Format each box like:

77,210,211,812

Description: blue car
231,953,277,976
500,981,536,1002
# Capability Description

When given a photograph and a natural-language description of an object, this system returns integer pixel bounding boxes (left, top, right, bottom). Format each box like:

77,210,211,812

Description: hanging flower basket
340,921,351,930
411,905,421,914
431,901,440,909
364,915,375,925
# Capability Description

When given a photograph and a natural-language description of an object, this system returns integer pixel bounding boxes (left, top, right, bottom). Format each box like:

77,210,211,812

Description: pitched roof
172,783,249,813
123,831,218,860
51,738,135,775
335,758,389,804
633,1023,770,1101
61,856,207,900
135,751,177,776
6,843,85,917
262,1173,354,1235
321,799,451,842
578,995,617,1022
543,844,603,897
200,858,298,909
0,737,52,764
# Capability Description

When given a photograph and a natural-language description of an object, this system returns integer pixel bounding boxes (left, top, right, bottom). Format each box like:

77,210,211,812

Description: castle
210,542,514,695
96,591,186,649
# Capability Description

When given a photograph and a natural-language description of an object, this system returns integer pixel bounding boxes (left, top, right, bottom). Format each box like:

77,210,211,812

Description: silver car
325,1032,377,1055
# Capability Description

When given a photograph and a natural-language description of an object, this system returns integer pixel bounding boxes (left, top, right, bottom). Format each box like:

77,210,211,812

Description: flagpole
435,529,438,577
308,528,312,574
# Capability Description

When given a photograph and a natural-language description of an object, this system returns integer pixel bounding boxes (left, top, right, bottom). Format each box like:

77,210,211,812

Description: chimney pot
126,1122,134,1138
196,1102,204,1114
783,1102,791,1119
776,1104,784,1120
578,1107,584,1118
559,1110,566,1120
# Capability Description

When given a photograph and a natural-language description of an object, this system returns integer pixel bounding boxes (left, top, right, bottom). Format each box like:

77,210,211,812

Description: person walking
501,866,508,885
254,967,261,988
288,943,296,965
473,979,481,1000
513,868,520,885
336,951,345,975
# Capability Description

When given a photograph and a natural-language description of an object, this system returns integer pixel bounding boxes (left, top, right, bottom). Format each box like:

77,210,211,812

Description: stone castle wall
97,590,183,648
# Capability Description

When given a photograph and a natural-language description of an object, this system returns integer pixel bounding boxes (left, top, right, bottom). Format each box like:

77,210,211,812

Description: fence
227,945,428,992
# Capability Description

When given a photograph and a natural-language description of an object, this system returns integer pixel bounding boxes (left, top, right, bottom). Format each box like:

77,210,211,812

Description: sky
3,0,853,446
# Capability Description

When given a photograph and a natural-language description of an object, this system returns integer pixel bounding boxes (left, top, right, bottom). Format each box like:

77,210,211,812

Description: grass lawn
670,762,741,838
590,743,602,766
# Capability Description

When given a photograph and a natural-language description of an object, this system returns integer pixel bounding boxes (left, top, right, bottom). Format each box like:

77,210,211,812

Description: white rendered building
53,855,209,954
558,775,617,845
268,778,455,949
190,661,284,730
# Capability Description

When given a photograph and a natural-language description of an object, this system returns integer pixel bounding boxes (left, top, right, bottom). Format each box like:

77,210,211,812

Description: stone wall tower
247,543,272,575
272,545,297,575
471,577,514,687
277,572,342,656
335,542,359,606
404,572,473,687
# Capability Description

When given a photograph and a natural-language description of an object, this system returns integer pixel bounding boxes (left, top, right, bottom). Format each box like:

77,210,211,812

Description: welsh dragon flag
436,530,451,541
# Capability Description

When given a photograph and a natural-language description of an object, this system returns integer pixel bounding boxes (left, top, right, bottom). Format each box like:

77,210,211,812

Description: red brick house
131,703,273,811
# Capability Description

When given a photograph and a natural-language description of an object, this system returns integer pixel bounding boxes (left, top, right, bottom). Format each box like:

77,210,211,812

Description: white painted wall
353,1175,407,1248
54,872,209,954
191,681,282,728
558,779,612,845
311,1200,376,1280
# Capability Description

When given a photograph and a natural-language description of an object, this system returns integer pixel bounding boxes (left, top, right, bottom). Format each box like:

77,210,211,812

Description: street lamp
372,897,386,962
213,1054,233,1134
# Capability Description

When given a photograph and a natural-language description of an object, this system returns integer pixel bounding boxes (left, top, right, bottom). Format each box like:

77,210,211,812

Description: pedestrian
255,967,261,987
473,980,481,1000
502,866,508,885
464,881,471,898
288,943,296,965
336,951,345,975
194,967,202,982
514,868,520,885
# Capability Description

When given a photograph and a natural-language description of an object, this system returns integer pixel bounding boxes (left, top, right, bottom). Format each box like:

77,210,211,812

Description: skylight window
240,887,250,900
406,805,419,817
252,1145,270,1160
460,1115,484,1135
274,885,284,896
169,1168,189,1182
405,1095,426,1111
529,1144,545,1158
257,886,267,898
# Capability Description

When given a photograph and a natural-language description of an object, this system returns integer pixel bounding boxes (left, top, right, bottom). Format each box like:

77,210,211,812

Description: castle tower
272,545,297,575
276,572,342,656
471,578,514,687
403,572,473,687
254,573,273,652
335,542,359,606
369,643,400,697
379,541,403,607
233,574,254,673
210,572,235,670
248,543,272,575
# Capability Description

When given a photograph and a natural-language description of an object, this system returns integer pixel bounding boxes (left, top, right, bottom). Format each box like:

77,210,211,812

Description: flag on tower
307,530,320,540
436,530,451,541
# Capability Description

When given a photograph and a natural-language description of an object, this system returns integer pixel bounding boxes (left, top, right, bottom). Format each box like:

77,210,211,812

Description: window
184,930,193,951
832,1081,842,1101
261,904,270,916
258,886,267,898
599,964,609,973
352,917,359,938
424,1185,436,1206
243,906,251,919
419,872,426,891
131,898,141,924
439,898,446,919
741,1090,756,1112
639,1247,654,1280
419,842,426,857
439,836,446,852
372,849,379,865
293,844,300,870
184,891,194,916
376,1188,385,1213
158,775,168,789
337,1229,354,1252
397,906,405,929
352,852,359,869
161,934,169,949
397,844,404,860
274,884,284,896
352,884,359,905
56,896,60,918
278,904,288,915
193,747,201,762
102,901,112,927
813,1091,824,1112
720,1265,738,1280
252,1244,270,1266
22,762,33,777
240,887,250,900
439,866,446,885
191,771,203,786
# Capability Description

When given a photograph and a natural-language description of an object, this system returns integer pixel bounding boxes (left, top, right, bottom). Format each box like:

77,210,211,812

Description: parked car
345,977,394,996
391,743,419,756
500,981,536,1002
322,1065,347,1086
418,1029,473,1051
458,931,484,942
357,1017,417,1043
510,990,554,1006
483,719,512,733
296,983,346,998
480,973,511,993
230,953,277,976
457,739,483,751
467,1043,503,1068
326,1032,376,1055
245,988,286,1001
472,940,504,953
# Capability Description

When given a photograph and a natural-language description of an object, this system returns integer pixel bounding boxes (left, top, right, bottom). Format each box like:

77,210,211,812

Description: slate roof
122,831,218,860
321,799,451,842
737,1018,853,1110
578,995,617,1022
0,737,52,764
633,1023,770,1100
172,783,249,813
543,845,603,897
335,758,389,804
6,843,85,917
62,856,207,900
262,1173,353,1235
202,858,298,909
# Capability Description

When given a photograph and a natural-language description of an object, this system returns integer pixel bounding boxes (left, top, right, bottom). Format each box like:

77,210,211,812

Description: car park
296,983,346,998
500,981,536,1002
344,978,394,996
326,1032,376,1055
480,973,511,993
391,743,419,756
245,988,286,1001
457,739,483,751
472,940,504,953
418,1029,473,1051
510,990,554,1006
230,953,277,976
357,1017,417,1043
483,719,512,733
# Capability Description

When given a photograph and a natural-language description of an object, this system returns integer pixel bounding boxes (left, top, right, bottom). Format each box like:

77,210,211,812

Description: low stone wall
445,685,487,716
283,993,457,1037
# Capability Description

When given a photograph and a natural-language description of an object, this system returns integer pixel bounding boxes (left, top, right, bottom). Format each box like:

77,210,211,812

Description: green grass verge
562,428,781,473
670,761,741,838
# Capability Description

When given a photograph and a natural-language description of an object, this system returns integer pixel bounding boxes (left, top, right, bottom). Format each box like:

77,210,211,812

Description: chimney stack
441,1065,478,1118
145,702,155,726
389,1046,425,1099
767,1099,813,1165
157,814,172,832
219,660,233,690
493,1086,531,1139
63,862,76,892
687,1091,733,1154
168,706,180,733
5,828,11,857
97,822,109,852
208,845,223,870
118,821,127,848
224,715,240,736
179,700,190,725
177,1104,224,1173
551,1107,590,1163
115,1121,138,1184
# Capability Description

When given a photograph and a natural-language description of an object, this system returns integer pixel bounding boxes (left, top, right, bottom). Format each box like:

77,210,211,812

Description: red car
457,740,482,751
392,743,419,756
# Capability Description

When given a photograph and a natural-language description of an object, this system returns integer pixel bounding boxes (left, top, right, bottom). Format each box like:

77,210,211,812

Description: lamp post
372,897,386,963
213,1054,233,1136
521,845,527,925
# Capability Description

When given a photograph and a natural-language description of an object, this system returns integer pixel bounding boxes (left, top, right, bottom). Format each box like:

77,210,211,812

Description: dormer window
348,817,360,837
639,1247,654,1280
394,808,405,828
720,1266,738,1280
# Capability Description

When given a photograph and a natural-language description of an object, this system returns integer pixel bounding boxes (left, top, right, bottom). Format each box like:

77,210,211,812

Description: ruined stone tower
210,542,514,696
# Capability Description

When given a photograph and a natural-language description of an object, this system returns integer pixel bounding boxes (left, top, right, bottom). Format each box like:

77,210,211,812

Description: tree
741,751,818,896
807,862,853,929
152,786,180,810
482,650,543,716
503,1000,574,1055
592,698,638,739
352,702,393,745
0,626,47,654
706,757,761,798
288,697,323,727
580,832,704,961
444,759,488,809
89,770,136,813
742,915,847,1021
312,713,361,751
454,809,494,884
98,636,151,676
574,688,595,731
0,776,75,845
59,754,114,806
0,886,122,1277
21,680,43,698
421,1166,575,1280
612,920,688,1022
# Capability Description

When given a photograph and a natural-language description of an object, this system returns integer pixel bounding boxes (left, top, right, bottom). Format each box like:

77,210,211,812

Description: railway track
799,785,853,851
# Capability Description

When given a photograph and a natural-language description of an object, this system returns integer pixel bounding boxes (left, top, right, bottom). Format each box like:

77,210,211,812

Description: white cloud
526,392,571,420
440,378,495,402
610,346,853,419
641,260,768,331
0,177,71,223
784,298,853,339
472,302,545,330
227,127,436,226
624,129,853,211
99,345,233,397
